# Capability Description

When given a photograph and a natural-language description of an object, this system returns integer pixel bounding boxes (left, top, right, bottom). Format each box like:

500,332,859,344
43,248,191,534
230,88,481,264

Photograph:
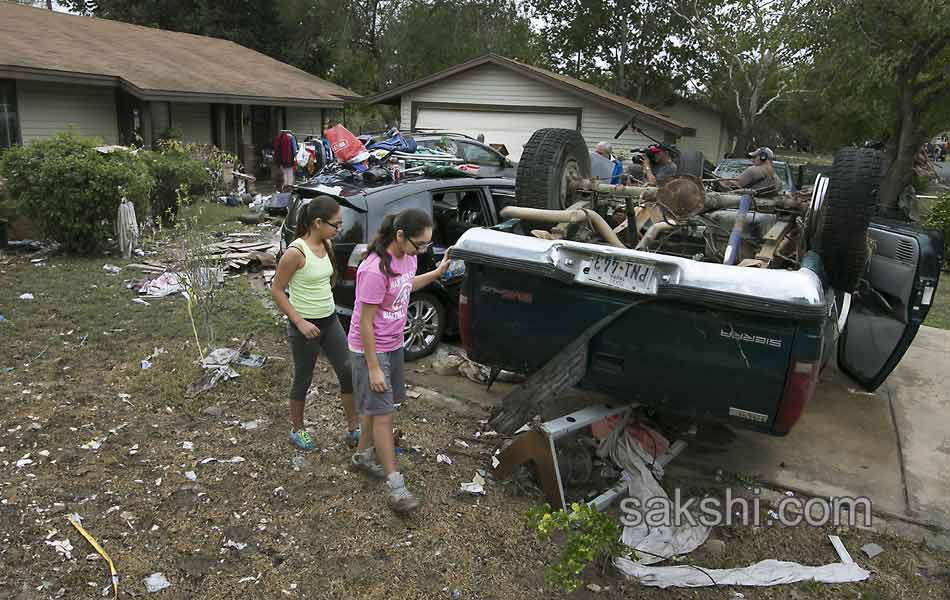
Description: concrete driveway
679,325,950,546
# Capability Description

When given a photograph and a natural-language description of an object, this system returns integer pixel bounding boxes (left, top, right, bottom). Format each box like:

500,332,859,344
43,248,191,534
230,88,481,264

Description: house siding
661,103,730,161
286,107,323,137
170,102,211,145
16,80,118,144
399,63,669,155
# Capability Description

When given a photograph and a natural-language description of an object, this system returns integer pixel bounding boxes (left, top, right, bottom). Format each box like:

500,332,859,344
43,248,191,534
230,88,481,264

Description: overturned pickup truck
453,129,943,435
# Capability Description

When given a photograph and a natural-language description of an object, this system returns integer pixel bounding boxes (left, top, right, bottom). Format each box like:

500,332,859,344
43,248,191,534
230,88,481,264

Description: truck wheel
814,147,884,292
515,128,591,210
676,149,704,179
403,292,445,361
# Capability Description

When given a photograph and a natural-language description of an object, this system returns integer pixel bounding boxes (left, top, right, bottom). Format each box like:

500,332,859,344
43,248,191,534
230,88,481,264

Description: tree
811,0,950,215
378,0,541,89
528,0,701,103
674,0,823,156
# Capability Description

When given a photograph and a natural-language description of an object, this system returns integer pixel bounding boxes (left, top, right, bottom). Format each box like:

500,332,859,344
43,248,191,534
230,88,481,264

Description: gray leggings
287,314,353,401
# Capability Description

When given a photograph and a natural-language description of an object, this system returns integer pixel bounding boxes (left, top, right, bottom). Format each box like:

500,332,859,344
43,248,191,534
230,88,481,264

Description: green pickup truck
453,129,943,435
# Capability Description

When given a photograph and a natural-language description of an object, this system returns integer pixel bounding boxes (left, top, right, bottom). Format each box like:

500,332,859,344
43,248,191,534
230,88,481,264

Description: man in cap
723,147,782,192
641,144,678,186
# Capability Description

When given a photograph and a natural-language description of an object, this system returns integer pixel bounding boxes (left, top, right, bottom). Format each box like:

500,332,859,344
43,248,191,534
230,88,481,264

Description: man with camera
639,144,678,186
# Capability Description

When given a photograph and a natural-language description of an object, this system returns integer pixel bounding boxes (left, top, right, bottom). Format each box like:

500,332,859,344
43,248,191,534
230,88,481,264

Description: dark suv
281,177,517,359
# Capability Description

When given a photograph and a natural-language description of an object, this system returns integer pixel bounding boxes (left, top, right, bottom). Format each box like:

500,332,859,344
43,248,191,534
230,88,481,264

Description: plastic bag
324,125,366,163
295,144,310,168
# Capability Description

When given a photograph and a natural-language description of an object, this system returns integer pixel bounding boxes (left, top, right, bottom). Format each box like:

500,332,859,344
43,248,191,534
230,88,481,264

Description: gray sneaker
350,448,385,479
386,472,419,513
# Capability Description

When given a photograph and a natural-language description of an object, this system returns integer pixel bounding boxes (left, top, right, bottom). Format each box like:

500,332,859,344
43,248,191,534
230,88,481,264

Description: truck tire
515,128,591,210
676,149,704,179
814,147,884,292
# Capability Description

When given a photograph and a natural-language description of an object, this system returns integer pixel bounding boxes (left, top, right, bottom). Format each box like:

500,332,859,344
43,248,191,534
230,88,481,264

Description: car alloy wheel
403,295,443,358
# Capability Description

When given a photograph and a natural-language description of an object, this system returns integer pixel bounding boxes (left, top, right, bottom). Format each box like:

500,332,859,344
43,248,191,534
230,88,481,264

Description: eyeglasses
324,220,343,230
408,238,433,252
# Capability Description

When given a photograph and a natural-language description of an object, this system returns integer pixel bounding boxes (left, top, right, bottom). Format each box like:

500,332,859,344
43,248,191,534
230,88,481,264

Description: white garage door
414,107,578,162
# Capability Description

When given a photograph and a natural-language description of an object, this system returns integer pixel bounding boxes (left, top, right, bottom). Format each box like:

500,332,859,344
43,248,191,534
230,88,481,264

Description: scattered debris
132,298,151,306
453,439,470,448
459,472,486,496
586,583,603,593
436,454,453,465
144,572,171,593
828,535,854,564
45,538,73,560
19,292,34,300
184,471,198,482
290,456,308,471
181,441,194,451
80,439,104,451
198,456,246,465
861,543,884,559
102,264,121,274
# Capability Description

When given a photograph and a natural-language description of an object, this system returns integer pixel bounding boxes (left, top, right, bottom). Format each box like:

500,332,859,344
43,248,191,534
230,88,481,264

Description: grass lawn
924,279,950,329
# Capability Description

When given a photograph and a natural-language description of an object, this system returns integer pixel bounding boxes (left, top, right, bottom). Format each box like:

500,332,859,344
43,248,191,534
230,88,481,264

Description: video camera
629,143,678,165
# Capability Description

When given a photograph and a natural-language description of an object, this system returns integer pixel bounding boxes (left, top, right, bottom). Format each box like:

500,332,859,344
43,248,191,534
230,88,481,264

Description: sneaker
386,472,419,513
350,448,385,479
289,429,317,452
344,427,361,448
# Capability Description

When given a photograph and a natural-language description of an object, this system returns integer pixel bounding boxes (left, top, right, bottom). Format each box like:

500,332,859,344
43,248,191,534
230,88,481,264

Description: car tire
515,128,591,210
403,292,446,361
814,147,884,292
676,149,704,179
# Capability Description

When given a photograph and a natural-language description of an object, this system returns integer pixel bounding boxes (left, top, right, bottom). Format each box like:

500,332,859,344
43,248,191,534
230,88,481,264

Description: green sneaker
289,429,317,452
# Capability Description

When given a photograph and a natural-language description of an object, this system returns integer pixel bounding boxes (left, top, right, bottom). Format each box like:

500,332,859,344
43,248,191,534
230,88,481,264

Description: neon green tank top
288,238,335,319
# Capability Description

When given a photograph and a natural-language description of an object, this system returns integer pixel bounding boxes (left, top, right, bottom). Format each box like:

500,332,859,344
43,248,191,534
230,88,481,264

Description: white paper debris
454,439,470,448
19,293,34,300
46,539,73,560
184,471,197,481
80,439,103,451
460,472,486,495
224,539,248,550
181,441,194,451
436,454,453,465
144,572,171,593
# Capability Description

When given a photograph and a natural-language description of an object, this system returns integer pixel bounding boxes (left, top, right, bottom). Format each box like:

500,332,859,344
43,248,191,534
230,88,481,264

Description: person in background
271,196,360,452
476,133,485,143
591,141,623,183
642,144,678,186
722,147,782,192
348,209,451,513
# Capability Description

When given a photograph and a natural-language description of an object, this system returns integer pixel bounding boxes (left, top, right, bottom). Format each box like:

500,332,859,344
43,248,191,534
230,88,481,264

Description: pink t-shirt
348,251,417,353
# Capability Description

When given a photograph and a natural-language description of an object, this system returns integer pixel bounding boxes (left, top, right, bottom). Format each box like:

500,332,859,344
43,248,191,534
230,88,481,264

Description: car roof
294,176,514,201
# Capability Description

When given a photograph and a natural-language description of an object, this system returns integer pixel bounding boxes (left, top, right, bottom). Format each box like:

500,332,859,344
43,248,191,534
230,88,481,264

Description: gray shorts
351,348,405,416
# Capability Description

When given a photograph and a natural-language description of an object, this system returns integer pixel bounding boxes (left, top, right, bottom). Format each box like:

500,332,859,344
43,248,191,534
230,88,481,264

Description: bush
0,132,153,254
925,194,950,270
143,140,211,224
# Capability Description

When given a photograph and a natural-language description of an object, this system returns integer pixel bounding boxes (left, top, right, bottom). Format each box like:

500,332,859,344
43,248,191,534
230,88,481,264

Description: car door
838,220,944,391
455,140,513,178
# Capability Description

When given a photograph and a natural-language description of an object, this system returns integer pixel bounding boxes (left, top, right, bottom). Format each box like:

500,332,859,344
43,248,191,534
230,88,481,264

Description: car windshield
714,159,791,189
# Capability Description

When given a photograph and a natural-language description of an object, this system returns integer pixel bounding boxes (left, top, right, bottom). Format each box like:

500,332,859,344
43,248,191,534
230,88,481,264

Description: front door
839,220,944,390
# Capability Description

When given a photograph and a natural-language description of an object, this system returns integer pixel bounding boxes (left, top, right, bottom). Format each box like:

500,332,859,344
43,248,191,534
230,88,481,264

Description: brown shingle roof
365,54,692,136
0,3,358,106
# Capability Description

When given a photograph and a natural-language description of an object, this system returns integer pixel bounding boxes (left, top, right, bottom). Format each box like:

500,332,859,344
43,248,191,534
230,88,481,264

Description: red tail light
459,292,472,355
772,360,819,435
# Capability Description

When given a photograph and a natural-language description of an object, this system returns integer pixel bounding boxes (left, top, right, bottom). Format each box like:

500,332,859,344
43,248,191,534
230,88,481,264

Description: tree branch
754,80,789,117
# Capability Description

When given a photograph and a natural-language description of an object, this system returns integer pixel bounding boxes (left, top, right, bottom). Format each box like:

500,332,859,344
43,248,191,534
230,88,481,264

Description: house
659,99,733,161
0,3,358,174
366,54,695,162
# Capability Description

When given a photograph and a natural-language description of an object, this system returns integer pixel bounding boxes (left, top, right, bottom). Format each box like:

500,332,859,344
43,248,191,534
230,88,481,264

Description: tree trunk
732,128,754,158
879,86,924,216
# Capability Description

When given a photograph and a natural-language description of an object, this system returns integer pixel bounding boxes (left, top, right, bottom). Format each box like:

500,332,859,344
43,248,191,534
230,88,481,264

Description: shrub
0,132,153,254
925,194,950,270
143,140,211,224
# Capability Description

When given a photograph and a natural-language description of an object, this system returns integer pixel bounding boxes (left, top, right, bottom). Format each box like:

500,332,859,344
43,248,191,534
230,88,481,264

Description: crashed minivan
453,129,943,435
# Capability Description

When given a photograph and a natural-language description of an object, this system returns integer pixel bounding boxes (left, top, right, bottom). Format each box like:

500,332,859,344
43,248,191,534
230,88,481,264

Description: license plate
578,256,657,294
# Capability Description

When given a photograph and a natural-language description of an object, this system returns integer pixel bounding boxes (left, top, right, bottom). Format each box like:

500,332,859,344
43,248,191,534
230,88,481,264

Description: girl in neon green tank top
271,196,358,452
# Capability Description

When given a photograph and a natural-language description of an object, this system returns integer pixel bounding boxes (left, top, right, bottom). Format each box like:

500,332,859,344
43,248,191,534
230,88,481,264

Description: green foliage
525,502,627,593
142,139,236,225
0,132,153,254
925,195,950,269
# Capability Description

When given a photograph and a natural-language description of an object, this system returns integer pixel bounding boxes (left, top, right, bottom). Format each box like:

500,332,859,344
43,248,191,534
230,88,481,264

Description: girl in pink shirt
348,209,451,513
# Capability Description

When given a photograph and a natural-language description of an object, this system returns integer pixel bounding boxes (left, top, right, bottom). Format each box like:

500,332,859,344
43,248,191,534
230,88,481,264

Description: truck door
839,220,944,390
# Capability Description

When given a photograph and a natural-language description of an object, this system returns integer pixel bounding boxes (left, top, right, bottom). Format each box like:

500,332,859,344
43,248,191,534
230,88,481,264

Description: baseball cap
748,147,774,161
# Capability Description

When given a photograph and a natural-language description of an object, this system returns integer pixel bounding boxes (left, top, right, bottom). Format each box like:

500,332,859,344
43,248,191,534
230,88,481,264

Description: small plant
525,502,628,593
925,194,950,270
